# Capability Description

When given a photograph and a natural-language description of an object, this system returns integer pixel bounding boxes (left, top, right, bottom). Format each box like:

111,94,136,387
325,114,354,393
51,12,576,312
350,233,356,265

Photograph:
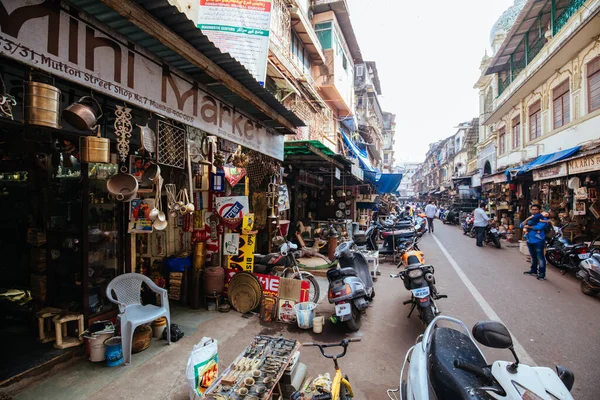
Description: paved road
203,222,600,399
18,222,600,399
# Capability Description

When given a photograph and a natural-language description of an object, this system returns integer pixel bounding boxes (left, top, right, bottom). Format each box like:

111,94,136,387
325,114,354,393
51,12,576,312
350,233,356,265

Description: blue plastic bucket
294,302,317,329
104,336,124,367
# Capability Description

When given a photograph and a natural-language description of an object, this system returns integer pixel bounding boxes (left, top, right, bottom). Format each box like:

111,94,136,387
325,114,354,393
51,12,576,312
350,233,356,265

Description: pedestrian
425,200,437,233
473,201,489,247
521,204,547,281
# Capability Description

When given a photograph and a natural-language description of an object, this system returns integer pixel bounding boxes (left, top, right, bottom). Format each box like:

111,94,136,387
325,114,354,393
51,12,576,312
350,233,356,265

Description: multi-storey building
481,0,600,171
353,61,385,169
382,112,397,172
396,162,420,200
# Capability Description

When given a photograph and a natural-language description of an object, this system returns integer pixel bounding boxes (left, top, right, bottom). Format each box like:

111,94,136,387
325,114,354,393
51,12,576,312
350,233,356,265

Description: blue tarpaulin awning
505,146,581,179
364,171,403,194
340,130,379,173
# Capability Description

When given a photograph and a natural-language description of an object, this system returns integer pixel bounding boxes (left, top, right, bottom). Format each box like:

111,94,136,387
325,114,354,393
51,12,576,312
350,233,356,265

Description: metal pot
24,81,61,128
106,173,138,201
80,126,110,163
63,96,103,131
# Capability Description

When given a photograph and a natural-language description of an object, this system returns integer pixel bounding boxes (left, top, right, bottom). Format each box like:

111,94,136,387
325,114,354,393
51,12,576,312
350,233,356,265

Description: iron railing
554,0,586,35
497,0,586,97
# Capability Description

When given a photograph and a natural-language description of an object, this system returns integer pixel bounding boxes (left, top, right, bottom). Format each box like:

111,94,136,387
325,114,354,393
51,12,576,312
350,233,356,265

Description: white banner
197,0,272,86
0,1,284,160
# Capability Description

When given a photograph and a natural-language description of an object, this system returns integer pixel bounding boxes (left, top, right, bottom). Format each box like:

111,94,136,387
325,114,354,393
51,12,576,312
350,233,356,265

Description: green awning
284,140,337,157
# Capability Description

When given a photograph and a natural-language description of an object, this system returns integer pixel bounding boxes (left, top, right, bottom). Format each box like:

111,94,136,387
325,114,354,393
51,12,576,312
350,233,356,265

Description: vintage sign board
533,163,568,181
0,1,284,160
568,154,600,175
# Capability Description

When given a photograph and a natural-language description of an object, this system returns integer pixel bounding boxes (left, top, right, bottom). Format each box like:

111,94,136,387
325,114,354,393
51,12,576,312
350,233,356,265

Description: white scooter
388,316,575,400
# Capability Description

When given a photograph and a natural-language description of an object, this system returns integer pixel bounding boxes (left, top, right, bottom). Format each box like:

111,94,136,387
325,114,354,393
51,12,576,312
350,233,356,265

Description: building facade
482,0,600,172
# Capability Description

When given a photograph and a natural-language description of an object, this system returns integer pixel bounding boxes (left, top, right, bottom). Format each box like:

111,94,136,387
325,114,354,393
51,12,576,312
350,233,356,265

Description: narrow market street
15,222,600,400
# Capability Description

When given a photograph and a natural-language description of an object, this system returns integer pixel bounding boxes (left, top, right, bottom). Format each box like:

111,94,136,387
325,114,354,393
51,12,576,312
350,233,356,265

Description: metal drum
24,81,61,128
203,266,225,295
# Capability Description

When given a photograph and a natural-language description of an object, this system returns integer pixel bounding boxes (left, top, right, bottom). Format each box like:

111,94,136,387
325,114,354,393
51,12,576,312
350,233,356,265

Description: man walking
425,200,437,233
473,201,489,247
521,204,547,281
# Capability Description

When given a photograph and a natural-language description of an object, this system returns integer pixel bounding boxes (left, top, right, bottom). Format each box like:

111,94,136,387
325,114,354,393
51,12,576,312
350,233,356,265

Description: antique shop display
204,336,300,399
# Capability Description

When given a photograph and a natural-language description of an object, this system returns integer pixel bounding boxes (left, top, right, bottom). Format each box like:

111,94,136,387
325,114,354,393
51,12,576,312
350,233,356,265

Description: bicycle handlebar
303,338,361,359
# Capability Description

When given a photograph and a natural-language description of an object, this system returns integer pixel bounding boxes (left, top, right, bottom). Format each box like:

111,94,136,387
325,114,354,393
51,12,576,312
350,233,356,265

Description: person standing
521,204,547,281
425,201,437,233
473,202,490,247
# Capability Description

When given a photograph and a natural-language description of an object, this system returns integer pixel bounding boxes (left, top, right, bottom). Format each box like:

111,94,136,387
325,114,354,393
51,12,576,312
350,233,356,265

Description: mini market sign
0,0,284,160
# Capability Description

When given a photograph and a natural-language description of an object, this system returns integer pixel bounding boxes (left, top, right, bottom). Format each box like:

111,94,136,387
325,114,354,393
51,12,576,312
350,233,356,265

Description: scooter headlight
407,268,423,279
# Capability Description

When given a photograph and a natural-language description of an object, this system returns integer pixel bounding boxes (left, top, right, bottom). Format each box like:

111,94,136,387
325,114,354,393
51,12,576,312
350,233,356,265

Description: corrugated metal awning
70,0,305,131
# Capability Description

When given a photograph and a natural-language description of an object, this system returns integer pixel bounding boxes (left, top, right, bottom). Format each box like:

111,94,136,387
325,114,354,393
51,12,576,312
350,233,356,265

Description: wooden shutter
512,117,520,148
529,101,541,140
588,56,600,112
553,79,570,99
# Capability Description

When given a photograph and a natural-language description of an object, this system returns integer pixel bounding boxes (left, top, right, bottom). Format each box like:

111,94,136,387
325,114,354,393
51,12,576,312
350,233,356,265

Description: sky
347,0,515,164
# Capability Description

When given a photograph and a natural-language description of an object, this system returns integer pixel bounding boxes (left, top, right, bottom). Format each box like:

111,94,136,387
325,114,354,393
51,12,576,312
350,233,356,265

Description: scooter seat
340,267,357,277
429,327,490,400
381,230,414,238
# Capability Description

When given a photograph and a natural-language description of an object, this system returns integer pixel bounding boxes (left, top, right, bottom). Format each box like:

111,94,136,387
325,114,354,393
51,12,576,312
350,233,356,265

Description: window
356,64,364,77
498,127,506,155
529,100,541,141
315,22,332,49
290,31,311,76
553,79,570,129
512,116,520,149
588,55,600,112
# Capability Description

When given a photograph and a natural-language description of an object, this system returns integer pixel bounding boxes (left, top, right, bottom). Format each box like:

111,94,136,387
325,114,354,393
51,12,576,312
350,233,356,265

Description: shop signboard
197,0,272,86
0,1,284,160
227,234,256,271
215,196,249,218
533,162,568,181
568,153,600,175
225,269,280,296
481,173,507,184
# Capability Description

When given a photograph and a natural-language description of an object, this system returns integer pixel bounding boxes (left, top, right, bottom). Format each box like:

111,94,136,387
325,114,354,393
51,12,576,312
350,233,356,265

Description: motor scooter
577,251,600,296
387,316,575,400
326,241,375,331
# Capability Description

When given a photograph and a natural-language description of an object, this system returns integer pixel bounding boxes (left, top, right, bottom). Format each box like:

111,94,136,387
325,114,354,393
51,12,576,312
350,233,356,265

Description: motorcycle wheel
469,230,476,238
546,250,567,269
346,304,362,331
581,280,600,296
419,305,435,326
369,287,376,301
492,236,501,249
292,273,320,304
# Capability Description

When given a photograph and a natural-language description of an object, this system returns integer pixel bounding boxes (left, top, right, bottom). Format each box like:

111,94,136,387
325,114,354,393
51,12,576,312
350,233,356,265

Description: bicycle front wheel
292,273,320,304
340,375,353,400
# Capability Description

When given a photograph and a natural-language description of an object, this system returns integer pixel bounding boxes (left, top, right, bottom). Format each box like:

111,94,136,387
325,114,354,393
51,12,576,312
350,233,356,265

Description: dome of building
489,0,527,46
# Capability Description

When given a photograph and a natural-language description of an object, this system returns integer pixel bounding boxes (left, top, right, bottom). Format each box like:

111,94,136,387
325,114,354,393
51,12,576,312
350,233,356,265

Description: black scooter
327,241,375,331
578,251,600,296
546,225,590,272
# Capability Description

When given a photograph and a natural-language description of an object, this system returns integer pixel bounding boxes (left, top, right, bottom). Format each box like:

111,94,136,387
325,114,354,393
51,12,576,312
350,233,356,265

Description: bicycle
301,338,361,400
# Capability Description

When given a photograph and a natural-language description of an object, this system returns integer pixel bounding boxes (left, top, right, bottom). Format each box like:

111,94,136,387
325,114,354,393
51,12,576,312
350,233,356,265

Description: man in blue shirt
521,204,547,281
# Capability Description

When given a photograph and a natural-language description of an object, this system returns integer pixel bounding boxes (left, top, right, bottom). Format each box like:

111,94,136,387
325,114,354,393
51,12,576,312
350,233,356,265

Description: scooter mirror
472,321,513,349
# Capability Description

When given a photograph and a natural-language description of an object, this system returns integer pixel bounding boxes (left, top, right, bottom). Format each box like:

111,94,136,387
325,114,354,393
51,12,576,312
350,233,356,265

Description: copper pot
24,81,61,128
80,126,110,163
63,96,103,131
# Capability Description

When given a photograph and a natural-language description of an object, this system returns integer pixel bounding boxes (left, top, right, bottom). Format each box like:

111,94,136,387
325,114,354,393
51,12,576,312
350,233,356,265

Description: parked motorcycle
352,220,379,251
253,241,321,304
545,225,590,272
391,240,446,325
327,241,375,331
462,214,474,237
387,316,575,400
442,208,460,225
577,251,600,296
483,224,502,248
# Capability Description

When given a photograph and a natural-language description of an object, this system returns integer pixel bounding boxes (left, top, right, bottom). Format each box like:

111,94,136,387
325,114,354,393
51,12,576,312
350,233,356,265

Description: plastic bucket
313,316,325,334
293,302,316,329
87,333,113,362
104,336,124,367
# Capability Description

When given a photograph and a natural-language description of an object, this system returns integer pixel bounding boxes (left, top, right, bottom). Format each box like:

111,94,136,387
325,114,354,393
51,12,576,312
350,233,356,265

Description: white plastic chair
106,273,170,365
